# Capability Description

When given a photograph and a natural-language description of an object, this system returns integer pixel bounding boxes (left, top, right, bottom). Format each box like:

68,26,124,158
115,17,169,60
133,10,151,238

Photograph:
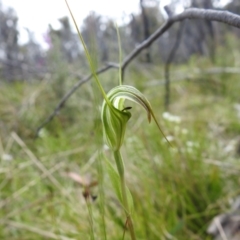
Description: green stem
113,150,136,240
65,0,111,106
86,199,95,240
97,153,107,240
115,24,122,86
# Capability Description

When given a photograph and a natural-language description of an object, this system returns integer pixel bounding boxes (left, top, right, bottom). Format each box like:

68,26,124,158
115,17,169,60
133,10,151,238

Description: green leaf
104,156,134,214
126,184,134,215
104,156,122,202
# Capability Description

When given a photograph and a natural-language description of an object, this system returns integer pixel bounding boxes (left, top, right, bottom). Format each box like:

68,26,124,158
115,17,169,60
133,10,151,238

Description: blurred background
0,0,238,82
1,1,240,239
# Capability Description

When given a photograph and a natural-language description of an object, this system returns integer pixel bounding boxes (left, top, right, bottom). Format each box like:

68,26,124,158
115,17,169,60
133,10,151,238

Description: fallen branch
36,8,240,135
121,8,240,72
36,64,112,136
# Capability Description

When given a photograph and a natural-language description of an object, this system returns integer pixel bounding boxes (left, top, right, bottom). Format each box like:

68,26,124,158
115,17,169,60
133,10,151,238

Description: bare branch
36,8,240,135
122,8,240,70
35,64,112,136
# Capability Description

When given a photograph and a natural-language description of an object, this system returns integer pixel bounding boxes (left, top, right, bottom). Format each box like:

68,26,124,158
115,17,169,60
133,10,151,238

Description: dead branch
36,8,240,135
36,64,112,136
121,8,240,72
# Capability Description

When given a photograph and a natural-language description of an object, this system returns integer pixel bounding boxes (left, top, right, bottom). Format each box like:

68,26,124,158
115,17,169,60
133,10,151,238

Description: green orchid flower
102,84,168,151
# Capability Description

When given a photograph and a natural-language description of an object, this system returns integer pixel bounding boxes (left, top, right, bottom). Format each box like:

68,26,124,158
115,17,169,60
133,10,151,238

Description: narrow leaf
104,156,122,202
126,185,134,214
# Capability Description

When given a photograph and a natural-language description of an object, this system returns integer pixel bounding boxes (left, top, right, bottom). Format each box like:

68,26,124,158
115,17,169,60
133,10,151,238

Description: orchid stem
113,150,136,240
86,198,95,240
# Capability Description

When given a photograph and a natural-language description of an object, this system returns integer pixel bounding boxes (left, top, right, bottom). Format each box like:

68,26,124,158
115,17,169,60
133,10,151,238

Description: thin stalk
97,152,107,240
113,150,136,240
64,0,111,107
86,199,95,240
115,24,123,86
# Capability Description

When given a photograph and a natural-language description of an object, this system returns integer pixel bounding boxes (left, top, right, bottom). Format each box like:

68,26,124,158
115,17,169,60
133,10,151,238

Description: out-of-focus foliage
0,0,239,82
1,43,240,238
0,5,20,81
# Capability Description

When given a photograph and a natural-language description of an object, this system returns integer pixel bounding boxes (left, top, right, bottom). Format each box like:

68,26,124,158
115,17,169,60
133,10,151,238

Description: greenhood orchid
101,85,168,151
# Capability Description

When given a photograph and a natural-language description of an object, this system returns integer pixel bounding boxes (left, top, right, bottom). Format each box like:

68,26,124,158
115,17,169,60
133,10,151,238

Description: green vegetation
1,34,240,239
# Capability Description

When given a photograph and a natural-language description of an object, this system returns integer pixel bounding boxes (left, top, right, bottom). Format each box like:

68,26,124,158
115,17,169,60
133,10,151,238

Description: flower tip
147,114,151,123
